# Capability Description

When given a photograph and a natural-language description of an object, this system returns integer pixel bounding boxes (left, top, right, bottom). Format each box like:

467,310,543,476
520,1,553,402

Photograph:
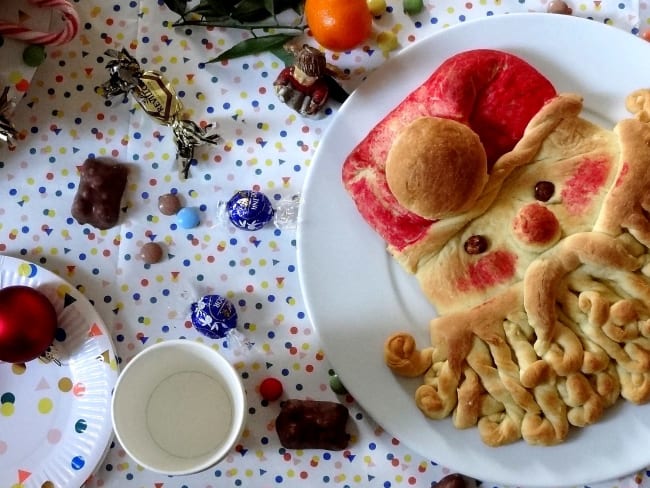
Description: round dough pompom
385,117,489,220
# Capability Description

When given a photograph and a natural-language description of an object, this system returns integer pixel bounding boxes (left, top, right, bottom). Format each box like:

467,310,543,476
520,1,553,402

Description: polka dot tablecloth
1,1,649,487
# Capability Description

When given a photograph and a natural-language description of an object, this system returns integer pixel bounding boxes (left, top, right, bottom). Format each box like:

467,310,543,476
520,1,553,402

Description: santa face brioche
385,117,488,220
415,104,621,314
381,94,650,446
342,49,557,256
344,50,650,447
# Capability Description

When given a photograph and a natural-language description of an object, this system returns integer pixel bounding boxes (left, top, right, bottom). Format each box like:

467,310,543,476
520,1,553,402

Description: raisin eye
534,181,555,202
464,235,488,254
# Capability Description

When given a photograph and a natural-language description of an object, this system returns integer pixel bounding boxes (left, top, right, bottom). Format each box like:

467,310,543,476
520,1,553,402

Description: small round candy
403,0,424,15
259,377,283,401
377,31,398,53
139,242,163,264
367,0,387,15
177,206,200,229
547,0,572,14
158,193,182,215
190,294,238,339
329,374,348,395
226,190,275,231
23,45,47,67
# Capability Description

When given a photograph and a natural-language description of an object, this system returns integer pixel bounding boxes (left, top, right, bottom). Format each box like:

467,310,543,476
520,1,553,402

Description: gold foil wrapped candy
96,48,220,178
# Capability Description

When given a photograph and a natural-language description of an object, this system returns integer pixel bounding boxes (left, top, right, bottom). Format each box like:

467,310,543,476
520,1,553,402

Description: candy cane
0,0,79,46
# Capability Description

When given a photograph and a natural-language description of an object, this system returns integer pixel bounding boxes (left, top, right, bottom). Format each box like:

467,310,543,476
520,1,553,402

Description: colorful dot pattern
0,257,117,488
0,0,649,487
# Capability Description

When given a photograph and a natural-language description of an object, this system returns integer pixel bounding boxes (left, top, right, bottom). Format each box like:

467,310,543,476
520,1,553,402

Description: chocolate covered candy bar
275,399,349,450
71,157,128,230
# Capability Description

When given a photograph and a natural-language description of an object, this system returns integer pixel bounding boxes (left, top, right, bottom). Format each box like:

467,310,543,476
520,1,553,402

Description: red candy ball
0,286,58,363
259,377,283,401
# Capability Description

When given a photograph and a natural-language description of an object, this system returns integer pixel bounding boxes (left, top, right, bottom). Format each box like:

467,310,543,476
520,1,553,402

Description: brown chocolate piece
158,193,182,215
71,158,128,230
436,474,468,488
275,399,349,450
547,0,572,14
139,242,164,264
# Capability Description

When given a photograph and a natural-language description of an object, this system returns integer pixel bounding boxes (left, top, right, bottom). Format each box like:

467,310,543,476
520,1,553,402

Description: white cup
111,340,246,475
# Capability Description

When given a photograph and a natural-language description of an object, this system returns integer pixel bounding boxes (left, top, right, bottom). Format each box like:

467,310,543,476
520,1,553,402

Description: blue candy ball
226,190,274,231
190,294,238,339
177,206,200,229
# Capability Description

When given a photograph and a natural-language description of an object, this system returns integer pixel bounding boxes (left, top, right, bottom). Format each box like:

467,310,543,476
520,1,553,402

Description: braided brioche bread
344,49,650,446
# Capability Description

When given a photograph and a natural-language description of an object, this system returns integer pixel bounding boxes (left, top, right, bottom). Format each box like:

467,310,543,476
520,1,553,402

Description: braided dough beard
383,97,650,446
343,49,650,446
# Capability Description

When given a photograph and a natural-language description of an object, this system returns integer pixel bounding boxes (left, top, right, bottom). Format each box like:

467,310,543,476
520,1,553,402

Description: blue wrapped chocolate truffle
190,294,238,339
226,190,275,231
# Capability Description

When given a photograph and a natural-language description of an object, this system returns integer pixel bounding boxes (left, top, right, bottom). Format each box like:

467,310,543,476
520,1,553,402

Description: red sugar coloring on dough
456,250,517,292
561,157,610,215
615,162,630,188
512,203,559,245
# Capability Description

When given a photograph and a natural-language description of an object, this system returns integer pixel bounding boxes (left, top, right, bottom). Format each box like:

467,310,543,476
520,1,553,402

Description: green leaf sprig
163,0,307,62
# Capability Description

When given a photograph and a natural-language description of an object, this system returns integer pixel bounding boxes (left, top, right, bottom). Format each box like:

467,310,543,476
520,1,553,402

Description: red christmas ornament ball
259,377,283,401
0,286,58,363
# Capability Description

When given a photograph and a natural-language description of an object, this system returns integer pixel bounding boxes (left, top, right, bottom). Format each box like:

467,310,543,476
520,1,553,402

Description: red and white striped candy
0,0,79,46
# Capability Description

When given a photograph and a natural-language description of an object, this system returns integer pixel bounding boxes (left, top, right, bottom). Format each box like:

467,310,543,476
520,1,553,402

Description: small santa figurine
273,44,347,116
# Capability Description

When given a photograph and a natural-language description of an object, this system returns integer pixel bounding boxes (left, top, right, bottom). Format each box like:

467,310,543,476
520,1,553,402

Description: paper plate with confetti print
0,255,118,488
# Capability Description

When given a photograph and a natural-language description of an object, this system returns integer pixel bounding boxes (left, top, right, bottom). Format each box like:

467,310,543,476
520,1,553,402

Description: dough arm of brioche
578,291,650,403
553,274,649,405
470,320,572,445
384,333,433,377
524,232,642,354
556,366,620,427
416,361,461,420
554,286,613,375
504,321,553,389
415,286,558,445
521,381,569,446
538,286,621,426
529,233,650,403
465,338,528,446
617,369,650,404
595,112,650,248
453,366,505,429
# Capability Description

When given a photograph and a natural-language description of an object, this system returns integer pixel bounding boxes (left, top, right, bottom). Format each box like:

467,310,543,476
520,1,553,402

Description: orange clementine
305,0,373,52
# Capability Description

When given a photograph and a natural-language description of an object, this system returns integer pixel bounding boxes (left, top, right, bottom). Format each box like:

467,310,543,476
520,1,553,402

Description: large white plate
0,255,118,488
297,13,650,488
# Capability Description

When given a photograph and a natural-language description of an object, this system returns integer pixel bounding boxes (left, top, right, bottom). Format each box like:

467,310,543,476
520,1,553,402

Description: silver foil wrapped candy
0,87,18,149
96,48,221,178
